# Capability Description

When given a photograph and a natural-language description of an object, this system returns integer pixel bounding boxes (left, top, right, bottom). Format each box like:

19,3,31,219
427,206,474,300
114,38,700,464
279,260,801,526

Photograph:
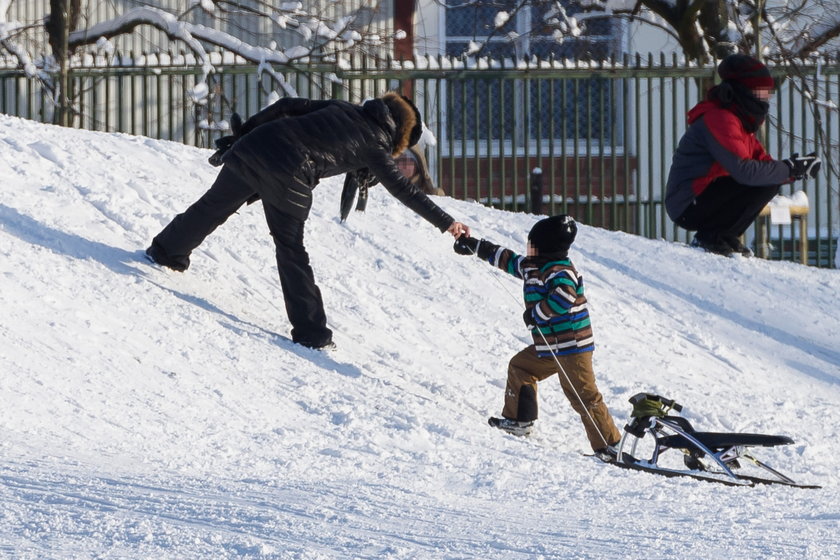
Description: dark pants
261,202,331,346
150,166,255,269
676,176,779,241
151,166,332,346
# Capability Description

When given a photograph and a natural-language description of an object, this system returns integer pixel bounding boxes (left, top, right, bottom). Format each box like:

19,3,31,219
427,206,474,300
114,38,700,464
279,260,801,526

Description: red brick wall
438,155,637,229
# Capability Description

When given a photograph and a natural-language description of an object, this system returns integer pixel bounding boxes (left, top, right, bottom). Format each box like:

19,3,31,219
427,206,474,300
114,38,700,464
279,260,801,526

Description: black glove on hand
453,236,481,256
214,135,236,151
208,112,244,167
208,135,236,167
784,152,821,180
522,308,535,329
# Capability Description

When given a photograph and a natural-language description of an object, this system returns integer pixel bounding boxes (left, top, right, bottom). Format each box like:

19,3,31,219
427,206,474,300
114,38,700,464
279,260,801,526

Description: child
453,215,621,461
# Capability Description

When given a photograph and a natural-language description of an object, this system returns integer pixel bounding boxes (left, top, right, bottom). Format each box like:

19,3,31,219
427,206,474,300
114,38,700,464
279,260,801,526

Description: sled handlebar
628,392,683,414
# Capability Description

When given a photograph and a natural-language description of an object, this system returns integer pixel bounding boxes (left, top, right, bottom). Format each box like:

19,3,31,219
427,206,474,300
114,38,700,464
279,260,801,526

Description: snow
0,114,839,559
95,36,116,57
770,191,809,209
67,7,293,70
187,81,210,104
193,0,216,13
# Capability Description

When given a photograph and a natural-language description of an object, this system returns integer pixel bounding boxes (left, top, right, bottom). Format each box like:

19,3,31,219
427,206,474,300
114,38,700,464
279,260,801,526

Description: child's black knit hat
528,215,577,254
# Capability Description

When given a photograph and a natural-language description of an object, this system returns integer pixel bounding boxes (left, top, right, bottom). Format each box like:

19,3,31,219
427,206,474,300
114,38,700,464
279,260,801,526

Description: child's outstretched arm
452,236,525,279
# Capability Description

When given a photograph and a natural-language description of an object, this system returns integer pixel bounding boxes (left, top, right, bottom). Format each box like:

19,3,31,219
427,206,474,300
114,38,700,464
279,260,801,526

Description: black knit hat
718,54,774,90
528,215,577,254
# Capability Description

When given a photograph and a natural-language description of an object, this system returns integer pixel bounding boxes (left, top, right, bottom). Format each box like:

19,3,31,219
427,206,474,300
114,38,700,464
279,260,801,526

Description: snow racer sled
612,393,820,488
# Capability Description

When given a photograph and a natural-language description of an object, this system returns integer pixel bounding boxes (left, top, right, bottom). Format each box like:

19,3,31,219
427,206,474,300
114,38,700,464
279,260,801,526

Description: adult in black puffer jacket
147,93,469,349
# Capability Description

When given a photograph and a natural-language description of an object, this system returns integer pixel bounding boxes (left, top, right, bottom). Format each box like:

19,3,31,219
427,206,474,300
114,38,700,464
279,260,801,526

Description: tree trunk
394,0,415,97
46,0,80,127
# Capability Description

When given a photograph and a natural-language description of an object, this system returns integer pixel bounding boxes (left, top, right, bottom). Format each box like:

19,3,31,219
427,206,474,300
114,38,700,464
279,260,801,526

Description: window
443,1,623,148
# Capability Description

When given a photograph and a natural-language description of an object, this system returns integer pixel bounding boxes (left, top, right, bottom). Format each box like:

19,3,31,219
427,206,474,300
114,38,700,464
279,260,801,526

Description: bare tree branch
792,21,840,58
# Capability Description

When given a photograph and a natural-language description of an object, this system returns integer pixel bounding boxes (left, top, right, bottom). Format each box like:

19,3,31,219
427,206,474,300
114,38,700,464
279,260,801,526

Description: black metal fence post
530,167,543,215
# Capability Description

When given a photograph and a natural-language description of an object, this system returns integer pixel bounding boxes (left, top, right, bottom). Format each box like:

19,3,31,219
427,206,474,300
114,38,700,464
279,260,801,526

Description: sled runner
613,393,820,488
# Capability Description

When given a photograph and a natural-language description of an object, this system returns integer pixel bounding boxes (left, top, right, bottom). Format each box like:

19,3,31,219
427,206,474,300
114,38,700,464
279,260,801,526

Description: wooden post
758,204,809,264
794,207,809,265
756,214,769,259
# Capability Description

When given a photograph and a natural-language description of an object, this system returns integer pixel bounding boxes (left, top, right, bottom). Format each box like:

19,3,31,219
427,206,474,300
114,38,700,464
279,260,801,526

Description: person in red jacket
665,54,820,256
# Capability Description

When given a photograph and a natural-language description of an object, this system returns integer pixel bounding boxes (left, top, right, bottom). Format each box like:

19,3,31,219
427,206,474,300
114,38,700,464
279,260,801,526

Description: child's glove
453,236,481,256
783,152,821,180
522,308,535,329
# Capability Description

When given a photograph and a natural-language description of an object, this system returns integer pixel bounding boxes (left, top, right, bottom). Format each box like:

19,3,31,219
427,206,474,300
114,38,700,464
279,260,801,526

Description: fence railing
1,53,837,267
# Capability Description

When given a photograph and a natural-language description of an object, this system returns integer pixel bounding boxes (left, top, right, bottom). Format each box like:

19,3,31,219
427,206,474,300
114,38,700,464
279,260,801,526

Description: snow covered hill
1,114,838,559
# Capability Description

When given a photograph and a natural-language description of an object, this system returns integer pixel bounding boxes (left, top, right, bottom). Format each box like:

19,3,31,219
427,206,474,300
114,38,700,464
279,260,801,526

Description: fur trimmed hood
380,92,423,156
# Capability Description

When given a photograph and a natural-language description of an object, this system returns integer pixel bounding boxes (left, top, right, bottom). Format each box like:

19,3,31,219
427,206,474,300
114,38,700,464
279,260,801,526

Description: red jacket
665,100,791,220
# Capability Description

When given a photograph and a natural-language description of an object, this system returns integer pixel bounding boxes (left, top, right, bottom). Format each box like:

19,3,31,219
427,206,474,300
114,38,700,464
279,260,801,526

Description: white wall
622,11,681,56
412,2,680,57
413,0,444,56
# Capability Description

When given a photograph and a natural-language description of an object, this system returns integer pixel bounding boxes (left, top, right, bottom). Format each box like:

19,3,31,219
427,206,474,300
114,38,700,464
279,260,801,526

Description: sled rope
469,243,611,448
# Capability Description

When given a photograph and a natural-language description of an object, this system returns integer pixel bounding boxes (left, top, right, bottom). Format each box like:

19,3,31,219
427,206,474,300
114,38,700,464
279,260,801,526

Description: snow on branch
791,19,840,58
0,3,39,78
65,6,334,99
65,6,375,85
1,36,39,78
577,0,637,10
68,8,214,76
0,0,10,22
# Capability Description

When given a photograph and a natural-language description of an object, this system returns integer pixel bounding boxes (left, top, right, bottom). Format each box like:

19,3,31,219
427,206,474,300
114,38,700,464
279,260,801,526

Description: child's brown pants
502,346,621,451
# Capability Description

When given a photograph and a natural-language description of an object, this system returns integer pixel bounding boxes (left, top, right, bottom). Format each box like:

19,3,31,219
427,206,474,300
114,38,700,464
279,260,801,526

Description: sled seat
651,413,794,449
623,393,796,453
616,393,814,487
659,432,794,451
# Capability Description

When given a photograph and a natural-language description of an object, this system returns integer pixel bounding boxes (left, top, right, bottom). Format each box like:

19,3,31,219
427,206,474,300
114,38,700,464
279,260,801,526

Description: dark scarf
706,80,769,133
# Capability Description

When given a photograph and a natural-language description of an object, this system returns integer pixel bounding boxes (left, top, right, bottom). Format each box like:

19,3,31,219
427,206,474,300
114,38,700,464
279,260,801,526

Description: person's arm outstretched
453,236,525,280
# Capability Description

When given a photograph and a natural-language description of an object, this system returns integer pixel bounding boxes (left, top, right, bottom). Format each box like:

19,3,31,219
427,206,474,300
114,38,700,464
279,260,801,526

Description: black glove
214,135,236,151
208,135,236,166
522,308,535,329
783,152,821,180
208,112,243,166
453,236,481,255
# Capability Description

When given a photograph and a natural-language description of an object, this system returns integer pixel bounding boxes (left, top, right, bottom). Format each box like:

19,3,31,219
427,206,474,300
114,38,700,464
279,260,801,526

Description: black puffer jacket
221,96,454,230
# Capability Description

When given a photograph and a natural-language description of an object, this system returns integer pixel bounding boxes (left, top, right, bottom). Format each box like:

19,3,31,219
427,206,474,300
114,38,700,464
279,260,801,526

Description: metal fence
1,53,837,267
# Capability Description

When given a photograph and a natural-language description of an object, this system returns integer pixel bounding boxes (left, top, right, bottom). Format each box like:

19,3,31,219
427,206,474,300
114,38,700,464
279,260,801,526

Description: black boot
690,234,734,256
721,235,754,257
145,243,189,271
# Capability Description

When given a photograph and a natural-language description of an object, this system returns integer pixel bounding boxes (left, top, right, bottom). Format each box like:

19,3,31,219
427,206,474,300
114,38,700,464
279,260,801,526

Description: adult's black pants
151,166,332,346
676,176,779,240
